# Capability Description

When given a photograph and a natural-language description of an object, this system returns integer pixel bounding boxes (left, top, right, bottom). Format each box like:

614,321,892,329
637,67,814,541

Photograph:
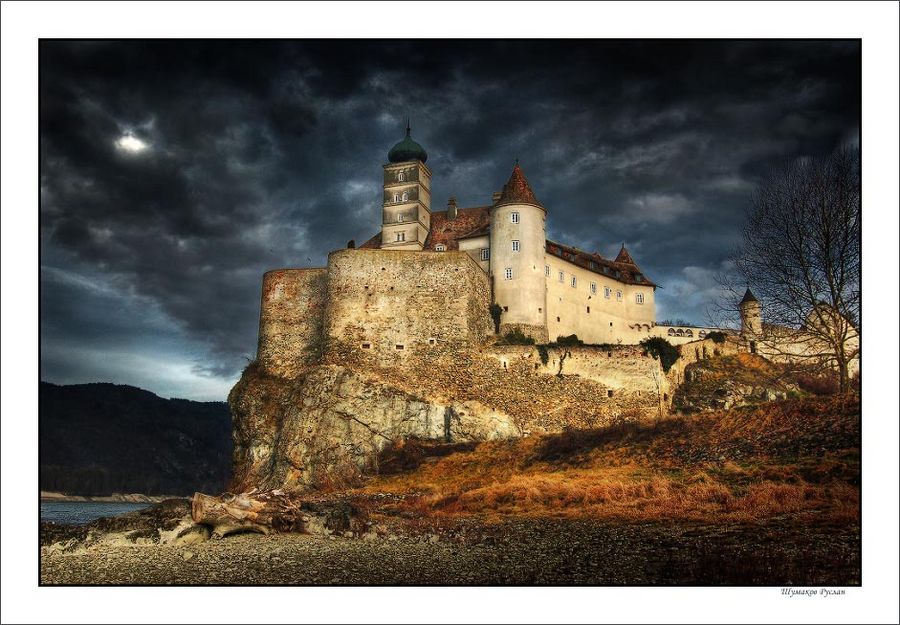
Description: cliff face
229,363,519,492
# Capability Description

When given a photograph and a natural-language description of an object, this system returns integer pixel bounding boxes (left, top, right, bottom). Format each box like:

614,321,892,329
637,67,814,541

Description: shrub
498,329,535,345
706,331,727,344
640,336,680,372
537,344,550,366
796,371,840,396
555,334,583,347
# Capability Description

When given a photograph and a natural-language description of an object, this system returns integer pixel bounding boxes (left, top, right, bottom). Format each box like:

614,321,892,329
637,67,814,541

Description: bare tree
714,146,860,392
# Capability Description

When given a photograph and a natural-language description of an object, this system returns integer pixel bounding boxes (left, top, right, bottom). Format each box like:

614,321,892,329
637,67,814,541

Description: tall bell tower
381,122,432,250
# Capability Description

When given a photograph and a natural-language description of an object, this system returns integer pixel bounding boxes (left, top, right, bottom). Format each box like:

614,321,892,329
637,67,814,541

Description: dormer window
635,273,643,283
435,244,446,252
589,261,596,270
511,212,520,224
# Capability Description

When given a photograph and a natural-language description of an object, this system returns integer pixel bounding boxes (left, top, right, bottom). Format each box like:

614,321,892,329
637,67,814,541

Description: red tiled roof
614,244,636,265
357,205,492,251
496,163,543,209
546,239,656,287
358,232,382,249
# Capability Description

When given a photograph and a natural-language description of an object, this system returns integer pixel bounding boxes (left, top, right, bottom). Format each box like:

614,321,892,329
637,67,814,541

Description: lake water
40,501,153,525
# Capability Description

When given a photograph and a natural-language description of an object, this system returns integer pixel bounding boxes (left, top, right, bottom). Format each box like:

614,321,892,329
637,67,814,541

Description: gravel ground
41,517,859,585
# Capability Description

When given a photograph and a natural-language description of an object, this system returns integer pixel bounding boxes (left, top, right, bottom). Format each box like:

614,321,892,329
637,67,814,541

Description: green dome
388,126,428,164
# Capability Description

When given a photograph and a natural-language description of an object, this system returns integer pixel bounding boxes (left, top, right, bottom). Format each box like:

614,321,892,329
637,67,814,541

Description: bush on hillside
555,334,584,347
640,336,680,372
706,331,727,344
497,329,535,345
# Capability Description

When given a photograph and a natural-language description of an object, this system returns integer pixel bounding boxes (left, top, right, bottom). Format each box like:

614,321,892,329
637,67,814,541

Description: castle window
361,342,371,349
614,270,621,279
604,286,611,299
545,265,550,276
396,232,405,242
435,244,446,252
558,271,564,282
616,290,622,301
668,328,676,336
538,307,542,313
571,276,577,288
512,240,520,252
428,338,436,345
398,171,405,182
590,282,597,295
557,316,561,322
504,267,513,280
607,390,614,398
636,293,644,304
602,266,609,275
511,212,520,224
503,306,509,312
587,306,590,313
392,193,399,203
401,191,409,202
396,344,405,350
481,248,490,261
397,213,404,223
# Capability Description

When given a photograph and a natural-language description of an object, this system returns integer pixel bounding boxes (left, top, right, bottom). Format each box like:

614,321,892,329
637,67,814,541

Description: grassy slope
351,395,859,525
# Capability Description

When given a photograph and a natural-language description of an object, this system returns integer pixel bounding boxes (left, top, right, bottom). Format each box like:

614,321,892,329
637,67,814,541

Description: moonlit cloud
115,133,148,153
39,40,860,400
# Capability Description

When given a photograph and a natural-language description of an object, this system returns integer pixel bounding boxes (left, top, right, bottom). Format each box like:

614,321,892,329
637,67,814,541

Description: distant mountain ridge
40,381,232,496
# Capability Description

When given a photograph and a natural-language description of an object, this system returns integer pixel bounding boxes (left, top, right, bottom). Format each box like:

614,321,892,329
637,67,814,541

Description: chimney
447,196,458,220
492,191,502,204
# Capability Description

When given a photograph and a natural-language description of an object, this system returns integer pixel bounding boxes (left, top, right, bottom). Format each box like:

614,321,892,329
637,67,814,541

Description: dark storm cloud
40,40,860,399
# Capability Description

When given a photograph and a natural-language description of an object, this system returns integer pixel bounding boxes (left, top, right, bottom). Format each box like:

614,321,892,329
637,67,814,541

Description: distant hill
40,382,232,496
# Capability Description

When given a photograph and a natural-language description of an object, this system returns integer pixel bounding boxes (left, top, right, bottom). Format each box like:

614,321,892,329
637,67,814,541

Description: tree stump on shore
191,491,365,538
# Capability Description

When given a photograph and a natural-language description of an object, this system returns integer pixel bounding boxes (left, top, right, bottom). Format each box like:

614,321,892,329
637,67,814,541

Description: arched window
675,329,684,336
401,191,409,202
685,329,693,337
396,213,404,223
668,328,676,336
398,171,405,182
635,293,644,304
392,193,399,203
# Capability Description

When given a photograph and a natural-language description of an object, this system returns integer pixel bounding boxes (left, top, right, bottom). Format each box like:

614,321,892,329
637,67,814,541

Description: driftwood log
191,490,364,538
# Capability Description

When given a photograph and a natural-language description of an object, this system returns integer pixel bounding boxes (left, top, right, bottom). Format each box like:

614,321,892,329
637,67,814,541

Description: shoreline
40,491,184,504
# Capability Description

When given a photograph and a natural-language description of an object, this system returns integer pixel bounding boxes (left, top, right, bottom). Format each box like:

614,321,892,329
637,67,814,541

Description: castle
234,126,858,491
354,124,718,346
253,125,856,381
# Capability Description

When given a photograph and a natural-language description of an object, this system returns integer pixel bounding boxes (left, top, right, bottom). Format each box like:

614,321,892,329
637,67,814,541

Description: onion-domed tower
381,122,432,250
490,162,548,342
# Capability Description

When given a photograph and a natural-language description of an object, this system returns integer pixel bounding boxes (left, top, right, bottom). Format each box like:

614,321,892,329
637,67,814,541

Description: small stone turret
739,288,762,336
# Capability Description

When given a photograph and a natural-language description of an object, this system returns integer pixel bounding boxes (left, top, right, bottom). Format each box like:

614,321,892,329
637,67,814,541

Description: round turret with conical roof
739,288,762,336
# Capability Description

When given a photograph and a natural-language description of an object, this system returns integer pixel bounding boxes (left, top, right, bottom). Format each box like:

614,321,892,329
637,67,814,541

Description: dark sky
39,40,860,400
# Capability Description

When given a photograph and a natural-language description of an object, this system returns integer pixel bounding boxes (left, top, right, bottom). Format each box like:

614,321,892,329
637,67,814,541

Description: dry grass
354,395,859,525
